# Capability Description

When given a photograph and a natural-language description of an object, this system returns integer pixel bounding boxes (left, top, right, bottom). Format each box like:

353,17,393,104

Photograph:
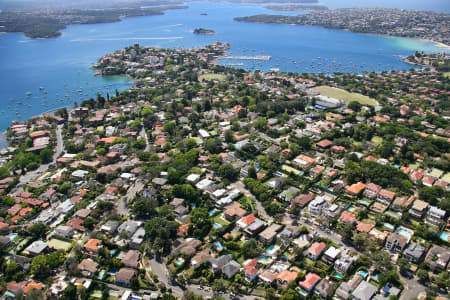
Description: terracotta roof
239,214,256,226
277,269,297,283
316,139,333,148
308,242,327,256
345,182,366,195
300,273,321,290
99,136,117,144
84,239,102,251
340,211,357,224
356,222,374,233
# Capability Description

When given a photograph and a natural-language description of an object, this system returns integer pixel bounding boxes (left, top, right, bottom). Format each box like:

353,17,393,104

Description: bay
0,1,448,131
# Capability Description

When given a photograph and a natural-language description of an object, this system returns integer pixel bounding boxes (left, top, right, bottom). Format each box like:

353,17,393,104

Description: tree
242,239,261,259
133,197,158,219
190,208,212,239
417,269,429,283
353,232,368,250
224,130,235,143
40,148,53,163
348,101,362,112
163,121,177,135
28,223,48,239
372,251,393,273
61,283,77,300
218,164,239,181
212,279,226,292
204,138,222,154
248,166,257,179
397,257,410,276
31,255,49,280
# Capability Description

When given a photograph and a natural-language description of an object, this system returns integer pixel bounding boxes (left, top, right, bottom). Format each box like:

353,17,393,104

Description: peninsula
0,5,187,39
235,7,450,46
0,42,449,300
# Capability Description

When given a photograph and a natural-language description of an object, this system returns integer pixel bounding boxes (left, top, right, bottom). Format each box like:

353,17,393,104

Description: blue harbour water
0,1,449,130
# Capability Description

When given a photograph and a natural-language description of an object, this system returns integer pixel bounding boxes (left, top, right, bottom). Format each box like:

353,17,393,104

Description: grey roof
118,220,141,235
352,281,377,300
221,260,241,278
404,242,425,261
25,240,48,254
209,254,232,269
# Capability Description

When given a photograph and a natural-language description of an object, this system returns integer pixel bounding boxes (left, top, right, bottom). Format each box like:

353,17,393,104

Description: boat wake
70,36,184,42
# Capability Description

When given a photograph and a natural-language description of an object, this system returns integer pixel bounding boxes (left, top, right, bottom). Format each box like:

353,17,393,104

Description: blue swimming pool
384,223,394,231
175,258,184,266
209,209,216,216
8,233,17,240
397,229,412,240
440,232,449,242
359,270,368,278
333,272,344,279
273,171,283,176
213,223,222,229
215,242,223,250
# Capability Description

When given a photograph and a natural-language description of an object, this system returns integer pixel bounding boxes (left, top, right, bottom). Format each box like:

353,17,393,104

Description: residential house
335,274,363,300
243,259,259,282
409,200,428,219
377,189,395,206
277,269,298,289
209,254,232,273
308,196,328,215
307,242,327,260
259,223,283,244
84,239,102,256
25,241,48,256
426,206,446,226
345,182,366,196
322,246,340,264
299,272,321,293
314,278,336,299
121,250,140,269
191,249,213,268
223,202,247,222
78,258,99,277
115,268,137,287
334,253,356,274
293,154,316,169
339,211,357,226
363,183,382,199
403,242,426,263
222,260,241,278
425,245,450,272
291,193,314,209
385,233,408,253
352,281,377,300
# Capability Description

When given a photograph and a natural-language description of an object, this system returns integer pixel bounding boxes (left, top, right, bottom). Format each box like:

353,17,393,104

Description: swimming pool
440,232,449,242
266,245,279,255
175,258,184,266
8,233,17,240
397,229,412,240
258,256,270,262
359,270,368,278
347,206,356,212
273,171,283,177
333,272,344,279
213,223,222,229
209,209,216,216
384,223,394,231
358,200,369,206
215,241,223,250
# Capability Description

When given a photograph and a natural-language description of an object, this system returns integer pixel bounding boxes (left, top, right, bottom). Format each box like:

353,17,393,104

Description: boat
26,92,32,96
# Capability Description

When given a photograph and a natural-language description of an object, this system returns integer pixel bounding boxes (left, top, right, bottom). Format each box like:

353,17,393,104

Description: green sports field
315,86,378,106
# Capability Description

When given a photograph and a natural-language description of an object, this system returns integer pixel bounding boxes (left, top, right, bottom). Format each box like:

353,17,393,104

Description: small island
193,28,216,35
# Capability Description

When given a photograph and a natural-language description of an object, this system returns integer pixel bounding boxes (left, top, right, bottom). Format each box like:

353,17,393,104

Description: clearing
315,86,378,106
199,73,227,82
